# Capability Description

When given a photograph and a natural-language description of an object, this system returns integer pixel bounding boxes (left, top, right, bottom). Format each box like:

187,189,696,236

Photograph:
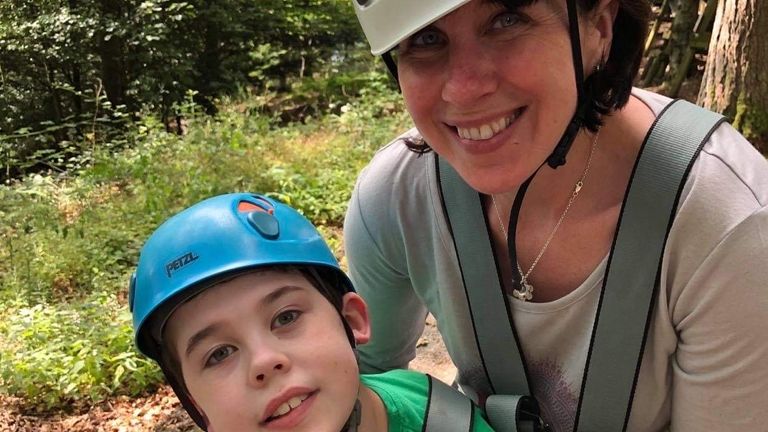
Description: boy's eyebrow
183,284,306,358
184,324,221,358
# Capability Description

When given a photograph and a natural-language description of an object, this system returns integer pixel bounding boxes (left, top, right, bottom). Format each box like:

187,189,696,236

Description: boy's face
164,270,370,431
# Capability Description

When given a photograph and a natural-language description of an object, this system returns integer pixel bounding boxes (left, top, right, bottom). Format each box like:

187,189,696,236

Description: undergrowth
0,82,409,411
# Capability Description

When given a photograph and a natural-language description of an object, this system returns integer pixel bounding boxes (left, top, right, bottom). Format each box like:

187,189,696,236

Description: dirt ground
0,315,454,432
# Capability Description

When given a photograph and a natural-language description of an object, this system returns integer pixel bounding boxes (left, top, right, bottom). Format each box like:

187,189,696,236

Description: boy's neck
357,383,388,432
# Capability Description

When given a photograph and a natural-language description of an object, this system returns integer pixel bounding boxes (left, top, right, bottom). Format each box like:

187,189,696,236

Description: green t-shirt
361,369,495,432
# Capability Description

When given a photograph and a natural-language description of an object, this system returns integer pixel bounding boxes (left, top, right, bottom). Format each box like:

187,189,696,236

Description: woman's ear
341,293,371,345
592,0,619,46
584,0,619,69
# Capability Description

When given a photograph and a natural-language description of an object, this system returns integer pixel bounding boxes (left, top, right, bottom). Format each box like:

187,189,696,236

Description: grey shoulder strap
437,156,530,396
423,375,474,432
438,99,724,432
575,99,725,431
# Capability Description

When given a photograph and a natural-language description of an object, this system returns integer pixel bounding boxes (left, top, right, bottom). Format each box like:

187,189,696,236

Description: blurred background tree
697,0,767,152
0,0,366,181
2,0,766,181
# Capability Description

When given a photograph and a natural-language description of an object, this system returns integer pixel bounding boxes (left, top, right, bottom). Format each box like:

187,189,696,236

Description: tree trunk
662,0,700,91
68,0,84,117
97,0,127,109
698,0,768,153
196,0,222,115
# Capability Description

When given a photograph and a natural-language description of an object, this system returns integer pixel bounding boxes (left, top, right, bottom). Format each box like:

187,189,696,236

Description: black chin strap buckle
547,115,583,169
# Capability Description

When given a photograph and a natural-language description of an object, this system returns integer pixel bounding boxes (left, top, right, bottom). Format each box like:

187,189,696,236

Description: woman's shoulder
356,128,434,190
345,128,442,254
631,86,673,114
350,128,437,220
664,105,768,286
631,86,768,207
680,109,768,216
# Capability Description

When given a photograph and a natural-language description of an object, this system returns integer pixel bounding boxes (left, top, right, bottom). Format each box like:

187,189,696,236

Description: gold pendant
512,279,534,301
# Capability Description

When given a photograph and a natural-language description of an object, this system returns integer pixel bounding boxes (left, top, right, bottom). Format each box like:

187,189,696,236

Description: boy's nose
248,347,291,386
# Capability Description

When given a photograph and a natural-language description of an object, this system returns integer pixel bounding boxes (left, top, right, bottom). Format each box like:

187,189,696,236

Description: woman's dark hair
403,0,651,154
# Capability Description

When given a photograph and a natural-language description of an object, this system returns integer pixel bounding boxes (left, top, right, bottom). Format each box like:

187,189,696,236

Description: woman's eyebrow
486,0,525,10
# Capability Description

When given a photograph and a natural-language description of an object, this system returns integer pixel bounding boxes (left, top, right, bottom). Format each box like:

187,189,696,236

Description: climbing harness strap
438,99,724,431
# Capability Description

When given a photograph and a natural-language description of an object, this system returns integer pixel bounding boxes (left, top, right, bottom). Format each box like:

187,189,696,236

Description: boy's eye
491,12,523,29
272,310,301,329
205,345,236,367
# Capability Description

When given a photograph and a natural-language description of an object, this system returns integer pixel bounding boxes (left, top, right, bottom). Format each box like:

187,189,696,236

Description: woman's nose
247,345,291,386
441,45,498,106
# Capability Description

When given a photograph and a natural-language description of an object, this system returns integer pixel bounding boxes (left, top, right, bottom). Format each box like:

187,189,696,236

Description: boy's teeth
270,394,309,419
288,396,305,409
456,114,515,141
274,403,291,417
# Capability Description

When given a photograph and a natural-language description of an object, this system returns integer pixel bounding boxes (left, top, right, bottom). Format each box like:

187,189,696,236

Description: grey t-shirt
345,88,768,431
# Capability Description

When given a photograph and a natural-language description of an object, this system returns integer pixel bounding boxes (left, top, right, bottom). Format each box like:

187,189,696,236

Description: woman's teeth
456,114,515,141
269,394,309,419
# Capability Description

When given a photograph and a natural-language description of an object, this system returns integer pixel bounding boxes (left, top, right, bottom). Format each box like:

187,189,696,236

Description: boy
129,193,494,431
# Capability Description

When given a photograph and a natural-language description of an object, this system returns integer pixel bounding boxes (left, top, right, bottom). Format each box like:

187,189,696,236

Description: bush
0,83,410,411
0,293,162,411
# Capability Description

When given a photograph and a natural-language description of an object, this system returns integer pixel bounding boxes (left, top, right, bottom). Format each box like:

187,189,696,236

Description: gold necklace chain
491,130,600,301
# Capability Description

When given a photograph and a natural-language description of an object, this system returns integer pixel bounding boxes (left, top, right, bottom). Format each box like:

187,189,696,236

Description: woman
344,0,768,430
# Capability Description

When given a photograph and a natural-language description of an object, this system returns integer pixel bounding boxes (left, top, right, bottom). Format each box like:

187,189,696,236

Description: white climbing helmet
352,0,471,55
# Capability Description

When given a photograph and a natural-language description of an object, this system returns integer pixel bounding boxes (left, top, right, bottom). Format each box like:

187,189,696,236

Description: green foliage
0,0,363,181
0,84,409,411
259,47,399,124
0,293,162,410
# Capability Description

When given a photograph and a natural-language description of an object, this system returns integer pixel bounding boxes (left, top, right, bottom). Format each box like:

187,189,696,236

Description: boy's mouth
263,391,315,424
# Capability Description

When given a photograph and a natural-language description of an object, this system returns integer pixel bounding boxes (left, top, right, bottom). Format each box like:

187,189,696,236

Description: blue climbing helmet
129,192,354,361
128,193,355,430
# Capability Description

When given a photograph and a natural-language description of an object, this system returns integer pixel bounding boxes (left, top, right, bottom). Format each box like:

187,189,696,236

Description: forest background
0,0,766,430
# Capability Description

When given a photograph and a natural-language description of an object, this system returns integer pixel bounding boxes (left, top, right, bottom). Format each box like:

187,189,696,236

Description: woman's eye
409,29,444,48
272,310,301,329
205,345,236,367
491,12,522,29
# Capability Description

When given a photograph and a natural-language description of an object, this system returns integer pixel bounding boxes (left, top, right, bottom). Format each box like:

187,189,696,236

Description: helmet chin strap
340,343,363,431
341,398,363,432
383,0,588,169
547,0,588,169
173,351,364,432
353,8,587,425
159,362,209,431
169,314,362,431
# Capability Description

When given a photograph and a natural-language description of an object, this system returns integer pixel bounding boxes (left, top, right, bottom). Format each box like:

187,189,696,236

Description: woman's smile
448,106,527,155
451,106,525,140
398,0,578,192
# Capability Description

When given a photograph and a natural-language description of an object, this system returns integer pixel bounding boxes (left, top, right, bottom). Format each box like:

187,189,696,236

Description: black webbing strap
437,156,530,396
423,375,474,432
575,99,725,431
437,99,724,431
